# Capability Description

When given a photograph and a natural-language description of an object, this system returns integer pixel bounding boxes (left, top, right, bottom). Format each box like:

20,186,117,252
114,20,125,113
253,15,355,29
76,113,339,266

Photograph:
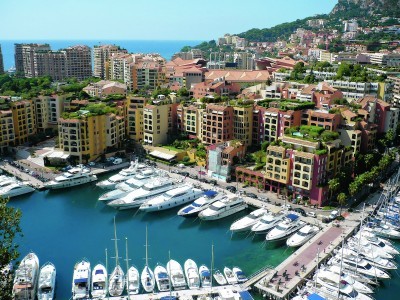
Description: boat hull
45,177,97,190
199,204,248,221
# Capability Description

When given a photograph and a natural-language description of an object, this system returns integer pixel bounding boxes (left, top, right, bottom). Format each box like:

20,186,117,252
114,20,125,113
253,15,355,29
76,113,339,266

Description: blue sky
0,0,338,40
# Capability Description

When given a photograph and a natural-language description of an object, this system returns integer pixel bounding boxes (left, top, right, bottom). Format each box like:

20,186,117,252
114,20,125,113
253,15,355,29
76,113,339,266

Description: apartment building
202,105,234,145
93,44,128,79
176,103,202,138
34,50,66,80
63,45,92,80
325,80,382,100
303,110,341,131
127,96,147,141
11,100,36,145
233,106,253,146
133,60,166,90
33,95,65,132
388,76,400,108
363,52,400,67
83,80,127,98
0,109,15,151
0,44,4,74
338,110,362,155
15,43,51,77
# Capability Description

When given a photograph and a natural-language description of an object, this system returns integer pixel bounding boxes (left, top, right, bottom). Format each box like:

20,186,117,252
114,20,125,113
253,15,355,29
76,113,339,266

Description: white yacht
91,264,107,299
71,259,91,300
109,265,125,296
96,161,146,189
126,266,140,295
177,190,220,217
45,167,97,190
251,213,286,235
141,227,155,293
359,229,399,255
98,169,158,202
339,247,397,270
287,224,319,247
154,264,170,292
325,265,374,294
230,207,268,232
0,181,35,198
232,267,247,283
139,184,204,212
0,176,17,188
167,259,186,290
37,262,56,300
369,223,400,239
347,237,394,259
213,269,227,286
184,259,200,289
107,178,175,210
199,265,211,288
314,269,373,300
266,214,305,241
13,252,39,300
223,267,237,284
329,255,390,279
199,194,248,221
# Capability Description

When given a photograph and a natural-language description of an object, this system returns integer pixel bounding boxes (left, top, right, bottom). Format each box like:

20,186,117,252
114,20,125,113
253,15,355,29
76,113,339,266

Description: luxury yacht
139,184,204,212
184,259,200,290
98,169,158,202
286,224,319,247
230,207,268,232
338,247,397,270
107,178,175,210
13,252,39,300
91,264,107,299
329,255,390,279
126,266,140,295
347,236,394,259
266,214,305,241
45,167,97,190
37,262,56,300
154,264,170,292
358,229,399,255
199,194,248,220
167,259,186,290
96,161,146,189
251,212,286,235
71,259,91,300
177,190,220,217
0,181,35,198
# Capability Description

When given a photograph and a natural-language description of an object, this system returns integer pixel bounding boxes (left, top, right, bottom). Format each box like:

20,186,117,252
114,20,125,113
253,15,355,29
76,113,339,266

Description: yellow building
0,109,15,151
233,105,253,146
265,146,290,184
11,100,36,145
127,96,147,141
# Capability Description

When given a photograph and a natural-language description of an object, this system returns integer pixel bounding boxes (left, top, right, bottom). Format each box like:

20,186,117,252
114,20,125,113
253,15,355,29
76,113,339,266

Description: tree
337,192,347,215
0,196,22,300
328,178,340,201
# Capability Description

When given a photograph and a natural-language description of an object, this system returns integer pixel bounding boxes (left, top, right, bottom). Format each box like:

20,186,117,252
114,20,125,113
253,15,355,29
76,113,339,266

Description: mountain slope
331,0,400,17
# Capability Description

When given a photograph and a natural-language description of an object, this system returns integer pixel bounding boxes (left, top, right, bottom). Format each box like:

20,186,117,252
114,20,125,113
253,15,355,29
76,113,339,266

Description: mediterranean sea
0,40,202,70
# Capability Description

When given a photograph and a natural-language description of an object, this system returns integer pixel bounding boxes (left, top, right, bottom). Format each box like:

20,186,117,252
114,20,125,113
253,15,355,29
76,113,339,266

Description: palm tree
328,178,340,202
337,192,347,215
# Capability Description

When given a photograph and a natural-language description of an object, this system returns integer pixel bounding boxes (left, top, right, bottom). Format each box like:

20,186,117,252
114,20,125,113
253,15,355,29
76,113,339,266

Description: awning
239,291,254,300
308,293,326,300
149,150,176,161
287,214,299,221
204,190,217,197
74,278,88,284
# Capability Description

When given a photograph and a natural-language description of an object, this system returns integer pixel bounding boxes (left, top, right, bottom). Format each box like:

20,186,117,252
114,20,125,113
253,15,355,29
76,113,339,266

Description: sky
0,0,338,40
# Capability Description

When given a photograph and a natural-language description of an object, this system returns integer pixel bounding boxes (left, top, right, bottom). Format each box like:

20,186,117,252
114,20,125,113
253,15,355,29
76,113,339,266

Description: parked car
306,211,317,218
113,158,123,165
189,174,198,180
226,186,237,193
179,171,190,177
246,192,258,199
294,208,307,217
177,163,185,168
329,210,339,220
209,179,217,186
88,162,96,166
282,204,292,210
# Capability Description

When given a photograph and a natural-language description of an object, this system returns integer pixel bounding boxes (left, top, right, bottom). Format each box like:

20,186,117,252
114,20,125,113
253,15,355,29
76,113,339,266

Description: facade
15,43,51,77
364,53,400,67
34,50,66,80
127,96,147,141
64,45,92,80
83,80,127,98
0,109,15,151
93,44,128,79
11,100,36,145
233,106,253,146
0,44,4,74
201,105,234,145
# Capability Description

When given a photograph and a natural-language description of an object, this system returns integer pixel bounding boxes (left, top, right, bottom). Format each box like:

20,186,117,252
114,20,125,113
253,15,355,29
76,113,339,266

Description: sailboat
141,225,155,293
109,217,125,297
125,237,140,296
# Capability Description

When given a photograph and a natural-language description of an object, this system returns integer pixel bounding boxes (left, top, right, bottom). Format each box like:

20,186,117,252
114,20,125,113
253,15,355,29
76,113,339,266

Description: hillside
331,0,400,17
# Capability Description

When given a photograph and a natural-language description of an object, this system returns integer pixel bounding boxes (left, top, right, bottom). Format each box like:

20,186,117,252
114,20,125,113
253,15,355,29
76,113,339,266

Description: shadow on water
115,209,136,223
139,209,178,222
264,239,287,249
178,217,200,229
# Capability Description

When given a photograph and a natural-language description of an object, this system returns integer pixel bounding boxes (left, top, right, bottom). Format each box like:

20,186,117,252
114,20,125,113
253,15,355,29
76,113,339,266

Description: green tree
328,178,340,201
337,192,347,215
0,197,22,300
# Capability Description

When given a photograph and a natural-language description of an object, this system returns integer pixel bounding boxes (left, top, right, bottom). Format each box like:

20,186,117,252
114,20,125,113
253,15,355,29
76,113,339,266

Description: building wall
0,110,15,151
202,105,234,145
127,96,146,141
11,100,36,145
143,101,172,146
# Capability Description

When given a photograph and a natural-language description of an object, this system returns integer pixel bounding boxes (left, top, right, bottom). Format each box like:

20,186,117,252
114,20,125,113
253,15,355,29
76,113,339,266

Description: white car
306,211,316,218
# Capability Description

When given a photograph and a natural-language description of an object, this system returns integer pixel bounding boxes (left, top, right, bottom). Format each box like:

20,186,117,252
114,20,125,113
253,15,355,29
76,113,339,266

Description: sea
8,172,400,300
0,40,202,70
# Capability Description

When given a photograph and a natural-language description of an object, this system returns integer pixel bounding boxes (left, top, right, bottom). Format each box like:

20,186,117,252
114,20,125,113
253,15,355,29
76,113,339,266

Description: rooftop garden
257,98,315,111
61,103,118,119
285,125,339,143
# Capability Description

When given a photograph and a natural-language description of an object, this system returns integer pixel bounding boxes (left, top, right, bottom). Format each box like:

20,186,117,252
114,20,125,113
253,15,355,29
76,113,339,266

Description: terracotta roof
341,109,357,119
204,70,270,82
300,84,317,95
310,111,336,119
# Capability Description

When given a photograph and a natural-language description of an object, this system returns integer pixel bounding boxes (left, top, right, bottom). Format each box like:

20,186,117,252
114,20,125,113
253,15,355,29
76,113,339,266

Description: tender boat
71,259,91,300
177,190,220,217
325,265,374,294
199,194,248,221
232,267,247,283
96,161,146,189
0,181,35,198
154,264,170,292
107,178,175,210
286,224,319,247
126,266,140,295
45,167,97,189
266,214,305,241
213,269,227,285
230,207,268,232
37,262,56,300
223,267,237,284
98,169,158,202
91,264,107,299
184,259,200,290
141,227,155,293
199,265,212,288
251,213,286,235
13,252,39,300
167,259,186,290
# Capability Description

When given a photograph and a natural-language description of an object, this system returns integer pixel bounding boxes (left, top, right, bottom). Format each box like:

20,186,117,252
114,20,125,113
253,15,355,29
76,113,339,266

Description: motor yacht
71,259,91,300
45,167,97,190
154,264,170,292
324,265,374,294
107,178,175,210
230,207,268,232
199,265,211,288
0,176,17,188
287,224,319,247
232,267,247,283
199,194,248,221
0,181,35,198
347,237,394,259
37,262,56,300
184,259,200,290
140,184,204,212
339,247,397,270
223,267,237,284
13,252,39,300
251,213,286,235
126,266,140,295
167,259,186,290
91,264,107,299
358,229,399,255
213,269,227,286
98,169,158,202
368,222,400,239
96,161,146,189
329,255,390,279
177,190,220,217
266,214,305,242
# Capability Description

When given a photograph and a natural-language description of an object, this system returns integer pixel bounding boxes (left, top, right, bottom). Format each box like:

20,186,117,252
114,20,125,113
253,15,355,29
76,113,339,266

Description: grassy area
162,145,183,152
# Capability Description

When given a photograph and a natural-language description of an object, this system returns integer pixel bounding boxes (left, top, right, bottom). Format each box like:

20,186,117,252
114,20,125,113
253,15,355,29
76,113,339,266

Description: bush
182,156,190,162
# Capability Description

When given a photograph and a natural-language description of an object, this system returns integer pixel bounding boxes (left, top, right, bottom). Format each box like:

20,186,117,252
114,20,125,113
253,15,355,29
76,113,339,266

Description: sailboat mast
211,243,214,293
113,216,119,267
106,248,109,300
125,237,130,300
145,225,148,266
